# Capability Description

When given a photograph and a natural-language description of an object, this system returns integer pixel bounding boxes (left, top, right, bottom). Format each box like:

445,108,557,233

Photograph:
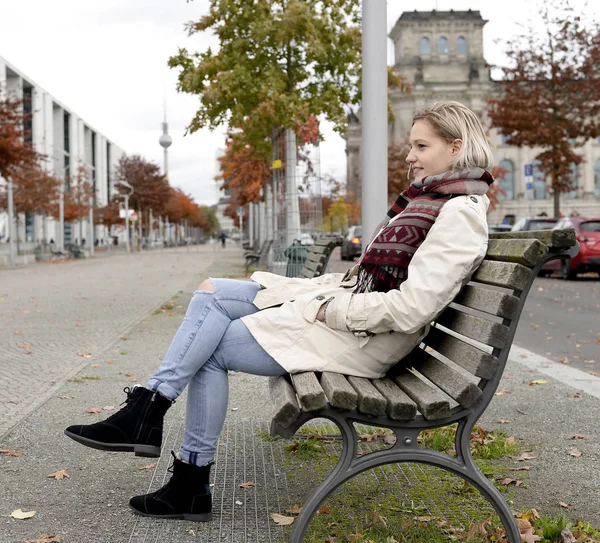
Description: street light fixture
116,180,134,253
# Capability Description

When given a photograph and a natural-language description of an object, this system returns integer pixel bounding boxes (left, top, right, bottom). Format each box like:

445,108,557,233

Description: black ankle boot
64,386,173,457
129,451,213,521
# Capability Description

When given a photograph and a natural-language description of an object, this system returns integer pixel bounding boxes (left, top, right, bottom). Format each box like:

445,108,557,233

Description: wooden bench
269,228,578,543
244,239,273,273
297,236,343,278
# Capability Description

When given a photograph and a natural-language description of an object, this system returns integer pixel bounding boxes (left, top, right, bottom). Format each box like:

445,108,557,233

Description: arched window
497,160,515,200
564,163,579,199
438,36,448,54
456,36,467,54
594,159,600,198
532,160,547,200
419,37,430,55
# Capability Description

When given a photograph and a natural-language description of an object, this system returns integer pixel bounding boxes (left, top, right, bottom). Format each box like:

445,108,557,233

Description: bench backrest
385,228,577,422
299,237,343,278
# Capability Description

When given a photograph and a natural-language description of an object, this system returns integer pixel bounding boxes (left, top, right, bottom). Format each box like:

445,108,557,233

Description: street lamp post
7,178,16,267
116,180,134,253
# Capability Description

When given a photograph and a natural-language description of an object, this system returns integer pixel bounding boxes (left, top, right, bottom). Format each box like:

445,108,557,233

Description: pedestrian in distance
65,101,496,522
218,231,227,249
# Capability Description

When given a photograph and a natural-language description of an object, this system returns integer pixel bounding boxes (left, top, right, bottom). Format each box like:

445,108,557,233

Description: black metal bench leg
288,416,357,543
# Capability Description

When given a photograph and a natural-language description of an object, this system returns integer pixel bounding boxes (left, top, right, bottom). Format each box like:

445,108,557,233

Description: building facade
346,10,600,222
0,56,125,247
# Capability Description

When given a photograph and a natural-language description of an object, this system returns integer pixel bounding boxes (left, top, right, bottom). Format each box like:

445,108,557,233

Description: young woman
65,101,495,522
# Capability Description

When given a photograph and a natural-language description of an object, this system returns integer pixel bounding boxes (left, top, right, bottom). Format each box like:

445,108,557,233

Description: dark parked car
488,224,512,233
541,218,600,279
340,225,362,261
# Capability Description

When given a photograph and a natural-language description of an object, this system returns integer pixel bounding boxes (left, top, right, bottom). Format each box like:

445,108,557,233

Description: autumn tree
94,197,124,234
488,0,600,218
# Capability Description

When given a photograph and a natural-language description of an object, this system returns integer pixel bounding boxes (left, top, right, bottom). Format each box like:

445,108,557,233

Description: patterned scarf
354,168,494,294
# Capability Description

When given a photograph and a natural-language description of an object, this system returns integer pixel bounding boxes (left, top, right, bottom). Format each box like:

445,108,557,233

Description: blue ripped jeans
146,279,286,467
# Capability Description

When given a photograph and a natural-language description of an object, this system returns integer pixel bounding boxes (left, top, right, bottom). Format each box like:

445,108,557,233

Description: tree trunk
553,190,560,219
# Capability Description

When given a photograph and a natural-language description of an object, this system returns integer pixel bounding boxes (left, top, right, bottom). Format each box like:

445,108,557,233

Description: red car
541,217,600,279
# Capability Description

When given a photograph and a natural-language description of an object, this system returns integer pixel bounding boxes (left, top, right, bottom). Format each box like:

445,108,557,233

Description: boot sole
64,430,160,458
129,505,212,522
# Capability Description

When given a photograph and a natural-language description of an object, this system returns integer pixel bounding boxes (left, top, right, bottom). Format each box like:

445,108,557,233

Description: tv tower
158,96,172,176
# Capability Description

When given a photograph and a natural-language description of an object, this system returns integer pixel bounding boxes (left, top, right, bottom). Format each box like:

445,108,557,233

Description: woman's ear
451,139,463,156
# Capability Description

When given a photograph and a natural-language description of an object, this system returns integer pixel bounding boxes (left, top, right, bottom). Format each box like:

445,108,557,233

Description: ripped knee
197,279,214,292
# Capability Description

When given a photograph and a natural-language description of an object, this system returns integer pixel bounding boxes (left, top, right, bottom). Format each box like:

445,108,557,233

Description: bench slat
454,285,520,319
347,376,387,416
320,372,358,410
436,307,509,349
416,356,482,408
269,376,301,428
301,260,322,274
371,378,417,420
489,228,576,249
393,371,451,420
291,372,327,411
486,239,548,267
472,260,532,291
423,327,499,379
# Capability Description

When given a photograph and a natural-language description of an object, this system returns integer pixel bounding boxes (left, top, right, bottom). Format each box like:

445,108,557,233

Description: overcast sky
0,0,597,205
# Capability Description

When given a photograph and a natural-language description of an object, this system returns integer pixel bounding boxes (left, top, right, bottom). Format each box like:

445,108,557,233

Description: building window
564,163,579,199
419,37,430,55
438,37,448,54
532,160,547,200
497,160,515,200
594,159,600,198
456,36,467,54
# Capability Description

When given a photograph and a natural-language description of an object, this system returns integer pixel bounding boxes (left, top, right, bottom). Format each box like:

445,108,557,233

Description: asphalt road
328,247,600,373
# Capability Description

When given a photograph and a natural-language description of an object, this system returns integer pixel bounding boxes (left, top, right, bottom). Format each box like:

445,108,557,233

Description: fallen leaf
348,534,363,542
559,356,570,364
24,536,63,543
87,407,102,414
77,353,92,358
546,336,553,341
91,364,100,368
559,501,571,509
584,360,596,364
569,448,582,457
58,395,74,400
495,477,521,487
317,506,332,515
498,419,511,424
519,354,529,358
359,432,382,442
285,504,302,515
508,466,531,471
10,508,36,519
18,344,31,349
494,388,512,396
239,481,255,489
47,470,70,480
125,372,134,377
105,359,116,364
566,434,588,440
137,462,157,470
566,392,582,398
510,452,536,462
0,448,22,457
270,513,295,526
529,379,549,386
102,405,115,411
589,370,600,377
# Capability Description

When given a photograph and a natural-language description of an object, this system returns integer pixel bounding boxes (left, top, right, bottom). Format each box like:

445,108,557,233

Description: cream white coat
241,194,489,378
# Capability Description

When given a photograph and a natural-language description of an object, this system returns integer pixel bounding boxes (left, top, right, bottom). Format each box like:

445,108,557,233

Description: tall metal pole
124,193,130,253
59,179,65,251
285,128,301,246
7,179,16,266
362,0,388,243
88,196,94,256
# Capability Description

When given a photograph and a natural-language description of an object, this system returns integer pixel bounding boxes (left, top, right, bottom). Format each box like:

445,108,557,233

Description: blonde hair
412,101,494,171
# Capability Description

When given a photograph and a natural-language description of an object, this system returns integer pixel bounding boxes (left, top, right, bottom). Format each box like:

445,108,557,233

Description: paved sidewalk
1,249,599,542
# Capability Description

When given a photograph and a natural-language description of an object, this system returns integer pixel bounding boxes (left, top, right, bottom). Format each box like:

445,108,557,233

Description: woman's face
406,120,461,181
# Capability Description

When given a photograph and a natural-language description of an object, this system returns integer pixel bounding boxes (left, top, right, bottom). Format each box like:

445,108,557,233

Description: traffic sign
236,206,245,218
524,164,533,177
